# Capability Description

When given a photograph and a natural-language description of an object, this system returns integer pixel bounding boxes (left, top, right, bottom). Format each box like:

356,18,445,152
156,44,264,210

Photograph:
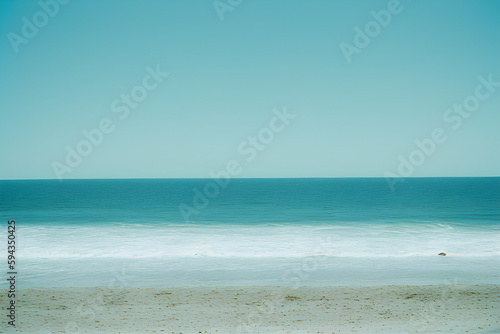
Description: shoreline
3,284,499,333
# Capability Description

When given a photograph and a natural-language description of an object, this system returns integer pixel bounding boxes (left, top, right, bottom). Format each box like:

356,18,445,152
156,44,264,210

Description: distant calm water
1,178,499,288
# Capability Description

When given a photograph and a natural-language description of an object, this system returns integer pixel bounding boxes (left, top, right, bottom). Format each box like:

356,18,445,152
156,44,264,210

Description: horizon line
1,176,499,181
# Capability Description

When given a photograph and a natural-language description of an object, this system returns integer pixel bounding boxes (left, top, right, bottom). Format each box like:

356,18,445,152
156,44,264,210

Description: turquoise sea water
1,177,499,288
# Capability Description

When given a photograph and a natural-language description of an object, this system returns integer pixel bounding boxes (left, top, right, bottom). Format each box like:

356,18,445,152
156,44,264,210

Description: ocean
1,177,499,289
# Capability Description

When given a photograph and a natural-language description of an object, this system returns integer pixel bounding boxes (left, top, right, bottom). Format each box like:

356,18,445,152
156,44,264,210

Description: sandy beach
3,284,499,333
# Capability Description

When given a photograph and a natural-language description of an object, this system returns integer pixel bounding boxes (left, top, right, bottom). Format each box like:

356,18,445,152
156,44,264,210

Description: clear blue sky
1,0,499,179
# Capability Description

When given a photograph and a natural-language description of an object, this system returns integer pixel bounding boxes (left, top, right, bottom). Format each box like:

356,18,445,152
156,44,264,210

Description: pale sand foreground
3,285,499,333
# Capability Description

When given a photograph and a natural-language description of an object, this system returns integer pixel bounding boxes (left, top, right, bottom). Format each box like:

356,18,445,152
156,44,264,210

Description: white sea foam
16,222,500,260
